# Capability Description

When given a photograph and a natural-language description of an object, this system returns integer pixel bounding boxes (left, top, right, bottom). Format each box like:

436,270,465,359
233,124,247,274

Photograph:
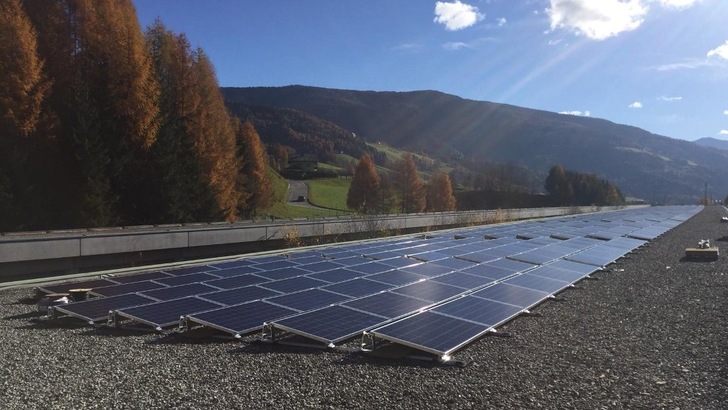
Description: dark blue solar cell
460,264,516,281
433,296,523,326
186,300,298,335
430,272,496,290
111,271,172,284
362,251,402,261
261,276,328,293
306,268,362,284
115,296,224,329
408,251,451,262
209,265,265,278
38,278,120,294
504,273,571,294
163,265,214,275
205,274,270,290
458,250,501,263
547,259,599,275
198,285,280,305
367,270,426,286
391,280,464,303
346,262,393,275
525,265,589,283
251,259,298,271
472,283,550,309
398,263,454,278
565,245,629,267
430,257,477,270
328,255,371,266
272,305,386,344
209,259,254,269
92,280,167,297
378,257,420,268
141,283,219,301
289,255,326,265
54,293,158,323
372,311,489,356
249,255,290,264
322,278,393,298
155,272,221,287
256,266,310,281
297,261,342,273
267,289,351,311
486,258,537,273
605,236,647,250
343,292,431,319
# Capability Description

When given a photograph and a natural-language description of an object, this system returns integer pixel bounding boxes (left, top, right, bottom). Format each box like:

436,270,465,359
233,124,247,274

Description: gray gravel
1,206,727,409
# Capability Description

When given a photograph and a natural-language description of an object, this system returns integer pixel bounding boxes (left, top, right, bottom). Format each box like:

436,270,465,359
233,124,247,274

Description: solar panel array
43,206,701,359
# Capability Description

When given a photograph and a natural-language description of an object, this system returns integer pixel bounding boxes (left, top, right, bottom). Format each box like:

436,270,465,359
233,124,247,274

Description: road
286,180,317,208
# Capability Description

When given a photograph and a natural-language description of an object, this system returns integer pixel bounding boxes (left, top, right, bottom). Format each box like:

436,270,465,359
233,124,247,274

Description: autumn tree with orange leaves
395,153,425,213
426,171,457,212
236,120,272,217
347,154,381,214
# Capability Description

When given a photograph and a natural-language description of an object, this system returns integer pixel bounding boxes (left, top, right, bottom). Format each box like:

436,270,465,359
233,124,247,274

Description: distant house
286,155,319,173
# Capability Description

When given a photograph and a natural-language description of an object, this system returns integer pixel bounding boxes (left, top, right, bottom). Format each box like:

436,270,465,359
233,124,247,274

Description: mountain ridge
222,85,728,204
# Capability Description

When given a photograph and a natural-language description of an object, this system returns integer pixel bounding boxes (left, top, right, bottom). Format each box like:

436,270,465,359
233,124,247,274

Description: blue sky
133,0,728,142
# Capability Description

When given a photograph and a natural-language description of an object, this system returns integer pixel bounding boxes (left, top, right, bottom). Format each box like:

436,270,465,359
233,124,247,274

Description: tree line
544,165,624,206
346,153,456,214
0,0,271,231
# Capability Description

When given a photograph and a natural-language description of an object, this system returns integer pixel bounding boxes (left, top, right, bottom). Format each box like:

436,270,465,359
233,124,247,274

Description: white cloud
498,17,507,26
723,110,728,116
651,58,714,71
547,0,648,40
629,101,643,108
657,0,701,10
707,41,728,60
720,130,728,135
434,1,484,31
393,43,424,53
659,96,682,102
559,110,591,117
443,42,471,51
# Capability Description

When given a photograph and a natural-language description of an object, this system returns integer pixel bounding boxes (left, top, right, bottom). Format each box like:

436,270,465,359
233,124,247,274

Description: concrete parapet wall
0,206,641,280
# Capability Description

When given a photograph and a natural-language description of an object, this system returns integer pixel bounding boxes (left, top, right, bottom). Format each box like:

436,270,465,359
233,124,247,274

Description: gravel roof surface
1,206,727,409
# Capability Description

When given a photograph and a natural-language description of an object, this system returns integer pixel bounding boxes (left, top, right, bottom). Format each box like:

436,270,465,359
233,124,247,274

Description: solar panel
264,288,350,312
204,273,270,289
268,305,386,345
322,278,393,298
368,311,490,357
432,295,523,327
208,259,253,269
198,285,281,305
546,259,600,275
209,265,264,278
343,292,431,319
256,266,310,281
346,262,395,275
366,270,427,286
113,296,225,330
184,300,298,337
296,260,342,273
260,276,328,293
163,265,215,275
459,264,518,281
525,265,591,283
305,267,362,283
503,273,572,294
390,280,464,303
141,283,219,301
52,293,158,324
397,263,454,278
91,280,167,297
430,272,496,290
155,272,221,287
111,271,172,284
565,245,630,267
471,283,551,309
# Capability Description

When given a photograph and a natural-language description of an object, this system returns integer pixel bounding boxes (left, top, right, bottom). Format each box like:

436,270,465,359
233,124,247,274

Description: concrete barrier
0,206,640,280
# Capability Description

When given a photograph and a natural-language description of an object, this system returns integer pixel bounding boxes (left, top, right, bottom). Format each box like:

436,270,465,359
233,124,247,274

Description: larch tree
144,22,217,223
0,0,50,230
190,49,240,221
426,171,456,212
236,120,272,218
347,154,381,214
395,153,425,213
